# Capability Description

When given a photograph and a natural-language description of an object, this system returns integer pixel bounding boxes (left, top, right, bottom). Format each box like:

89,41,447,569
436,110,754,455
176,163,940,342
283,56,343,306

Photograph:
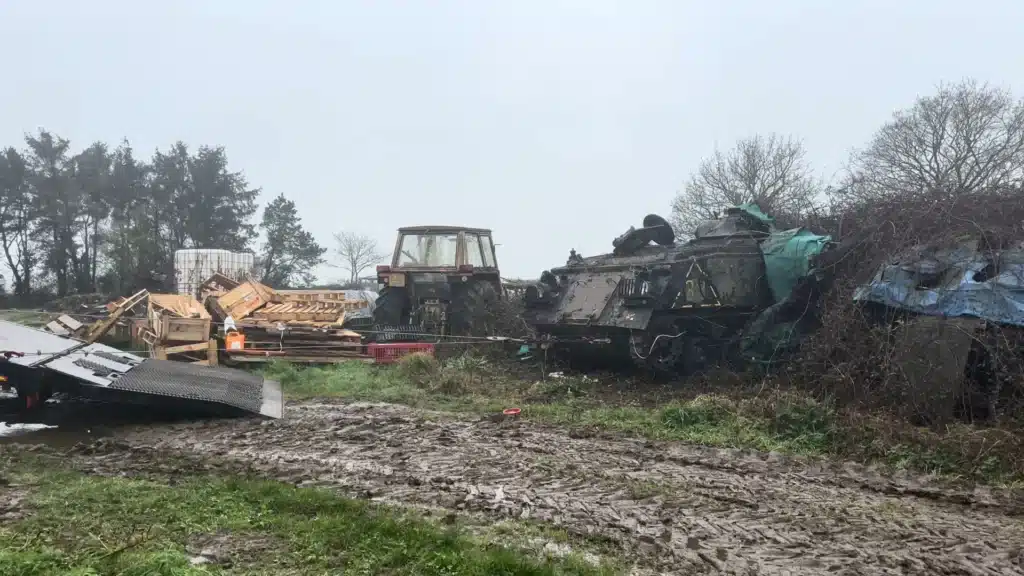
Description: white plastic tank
174,249,256,297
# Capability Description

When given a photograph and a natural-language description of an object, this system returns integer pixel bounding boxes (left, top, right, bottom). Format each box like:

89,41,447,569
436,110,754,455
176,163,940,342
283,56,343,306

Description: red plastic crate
368,342,435,364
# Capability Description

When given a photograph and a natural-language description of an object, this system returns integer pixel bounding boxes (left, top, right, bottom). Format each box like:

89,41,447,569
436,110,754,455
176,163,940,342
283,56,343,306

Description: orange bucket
225,331,246,351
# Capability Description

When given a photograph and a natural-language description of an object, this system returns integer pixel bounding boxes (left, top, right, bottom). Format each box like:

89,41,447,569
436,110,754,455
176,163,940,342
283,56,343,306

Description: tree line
669,78,1024,237
3,78,1014,306
0,131,387,305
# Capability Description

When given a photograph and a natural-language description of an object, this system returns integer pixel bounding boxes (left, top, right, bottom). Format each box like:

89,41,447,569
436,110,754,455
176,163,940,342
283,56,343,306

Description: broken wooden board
214,279,275,321
85,289,149,344
230,322,362,340
44,314,85,337
148,294,212,343
249,301,348,323
129,318,152,350
150,294,211,319
153,339,219,366
202,272,241,292
198,272,242,302
274,290,370,306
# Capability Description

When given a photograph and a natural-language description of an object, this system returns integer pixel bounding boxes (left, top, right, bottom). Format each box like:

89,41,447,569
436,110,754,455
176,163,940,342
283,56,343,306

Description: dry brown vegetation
763,186,1024,482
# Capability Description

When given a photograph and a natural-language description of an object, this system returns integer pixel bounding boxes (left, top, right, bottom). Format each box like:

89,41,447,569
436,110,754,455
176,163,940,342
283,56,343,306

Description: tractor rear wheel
449,281,500,337
372,287,407,327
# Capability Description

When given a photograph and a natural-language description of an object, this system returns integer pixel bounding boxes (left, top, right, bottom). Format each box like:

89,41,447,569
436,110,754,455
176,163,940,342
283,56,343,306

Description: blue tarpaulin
852,240,1024,327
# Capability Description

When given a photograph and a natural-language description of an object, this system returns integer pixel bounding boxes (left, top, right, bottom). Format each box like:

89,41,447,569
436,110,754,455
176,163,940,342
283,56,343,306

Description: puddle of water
0,397,233,448
0,422,58,437
0,421,111,448
0,401,117,447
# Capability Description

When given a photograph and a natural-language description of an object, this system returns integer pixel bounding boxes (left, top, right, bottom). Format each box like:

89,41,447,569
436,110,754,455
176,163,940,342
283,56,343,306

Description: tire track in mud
71,401,1024,575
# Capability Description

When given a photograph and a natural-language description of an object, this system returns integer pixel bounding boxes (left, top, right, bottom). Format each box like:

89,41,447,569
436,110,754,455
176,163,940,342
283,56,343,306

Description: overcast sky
1,0,1021,281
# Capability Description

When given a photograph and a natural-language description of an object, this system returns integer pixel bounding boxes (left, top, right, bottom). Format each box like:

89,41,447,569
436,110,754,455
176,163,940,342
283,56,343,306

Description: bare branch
333,231,386,284
846,79,1024,203
671,133,820,236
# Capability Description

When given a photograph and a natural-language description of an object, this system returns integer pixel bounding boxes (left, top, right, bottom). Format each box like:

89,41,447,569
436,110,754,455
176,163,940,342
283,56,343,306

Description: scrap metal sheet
41,343,145,386
107,359,281,418
0,319,282,418
0,319,81,367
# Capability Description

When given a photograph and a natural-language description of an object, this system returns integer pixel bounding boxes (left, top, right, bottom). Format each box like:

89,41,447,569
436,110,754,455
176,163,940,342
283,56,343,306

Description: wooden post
207,338,219,367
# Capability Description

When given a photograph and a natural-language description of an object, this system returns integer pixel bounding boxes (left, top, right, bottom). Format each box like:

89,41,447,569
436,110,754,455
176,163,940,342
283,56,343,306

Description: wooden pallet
151,339,219,366
148,294,211,343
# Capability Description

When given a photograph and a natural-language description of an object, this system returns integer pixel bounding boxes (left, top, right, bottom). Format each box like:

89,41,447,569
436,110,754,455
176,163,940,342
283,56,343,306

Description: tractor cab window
478,235,495,267
396,233,458,267
464,233,485,267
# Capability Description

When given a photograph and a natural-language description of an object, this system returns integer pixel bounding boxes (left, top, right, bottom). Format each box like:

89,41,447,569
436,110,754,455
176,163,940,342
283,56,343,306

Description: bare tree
333,231,386,284
846,79,1024,203
670,134,820,236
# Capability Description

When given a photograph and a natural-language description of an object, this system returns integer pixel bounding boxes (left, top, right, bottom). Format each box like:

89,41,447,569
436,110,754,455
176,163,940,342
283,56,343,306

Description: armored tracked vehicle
522,205,834,374
373,225,503,339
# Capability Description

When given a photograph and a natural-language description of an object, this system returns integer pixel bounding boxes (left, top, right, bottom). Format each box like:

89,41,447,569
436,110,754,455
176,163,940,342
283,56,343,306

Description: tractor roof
397,225,493,235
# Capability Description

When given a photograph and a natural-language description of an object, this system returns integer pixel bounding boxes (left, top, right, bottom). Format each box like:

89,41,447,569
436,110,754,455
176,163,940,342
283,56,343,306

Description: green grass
262,354,1024,485
0,309,55,327
0,454,618,576
264,358,840,454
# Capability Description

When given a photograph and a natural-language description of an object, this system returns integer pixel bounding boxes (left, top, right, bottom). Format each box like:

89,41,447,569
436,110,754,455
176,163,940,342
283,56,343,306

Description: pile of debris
199,275,372,364
46,274,380,366
138,292,217,364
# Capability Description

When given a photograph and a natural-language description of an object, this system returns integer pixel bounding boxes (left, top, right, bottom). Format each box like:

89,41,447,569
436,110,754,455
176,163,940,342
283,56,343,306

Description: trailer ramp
0,320,281,419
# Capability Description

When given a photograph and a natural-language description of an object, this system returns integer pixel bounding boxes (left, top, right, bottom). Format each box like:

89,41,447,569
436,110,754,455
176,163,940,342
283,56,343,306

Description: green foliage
0,458,612,575
257,193,325,288
0,147,35,296
151,143,259,253
395,351,441,382
661,395,736,429
767,395,837,447
0,130,265,301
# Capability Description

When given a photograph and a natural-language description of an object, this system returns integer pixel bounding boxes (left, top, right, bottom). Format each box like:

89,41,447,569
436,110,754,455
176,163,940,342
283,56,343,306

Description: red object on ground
502,408,521,416
368,342,436,364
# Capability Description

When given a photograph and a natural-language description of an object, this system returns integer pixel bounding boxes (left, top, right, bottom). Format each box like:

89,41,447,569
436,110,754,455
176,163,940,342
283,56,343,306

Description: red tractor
373,226,503,339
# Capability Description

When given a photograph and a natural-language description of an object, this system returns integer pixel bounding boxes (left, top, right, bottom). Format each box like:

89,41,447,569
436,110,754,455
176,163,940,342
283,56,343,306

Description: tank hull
523,210,777,375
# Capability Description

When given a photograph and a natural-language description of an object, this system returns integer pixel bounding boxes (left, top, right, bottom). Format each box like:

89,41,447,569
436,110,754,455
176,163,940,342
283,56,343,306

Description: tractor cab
374,226,502,338
387,227,497,271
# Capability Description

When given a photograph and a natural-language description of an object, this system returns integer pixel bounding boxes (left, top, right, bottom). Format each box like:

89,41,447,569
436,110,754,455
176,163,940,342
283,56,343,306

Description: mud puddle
0,422,57,438
0,399,229,447
28,400,1020,575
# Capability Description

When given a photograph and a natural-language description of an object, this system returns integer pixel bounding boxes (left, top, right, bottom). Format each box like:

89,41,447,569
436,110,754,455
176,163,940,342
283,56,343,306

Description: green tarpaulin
760,227,833,303
734,203,776,227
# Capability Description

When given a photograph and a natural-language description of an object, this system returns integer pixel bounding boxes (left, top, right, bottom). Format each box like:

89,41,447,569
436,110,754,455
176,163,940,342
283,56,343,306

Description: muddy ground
7,400,1024,575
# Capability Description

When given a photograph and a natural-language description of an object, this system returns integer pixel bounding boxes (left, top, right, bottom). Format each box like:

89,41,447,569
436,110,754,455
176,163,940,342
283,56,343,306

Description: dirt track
44,401,1024,575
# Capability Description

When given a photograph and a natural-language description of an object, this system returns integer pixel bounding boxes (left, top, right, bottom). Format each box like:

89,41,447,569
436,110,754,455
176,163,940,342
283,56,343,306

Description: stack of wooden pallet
140,292,218,365
204,278,371,364
80,276,376,365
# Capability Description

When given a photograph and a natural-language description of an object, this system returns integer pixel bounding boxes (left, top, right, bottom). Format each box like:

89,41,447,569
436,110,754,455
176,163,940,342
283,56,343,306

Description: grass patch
0,309,54,327
262,355,1024,485
0,454,617,576
265,359,837,452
